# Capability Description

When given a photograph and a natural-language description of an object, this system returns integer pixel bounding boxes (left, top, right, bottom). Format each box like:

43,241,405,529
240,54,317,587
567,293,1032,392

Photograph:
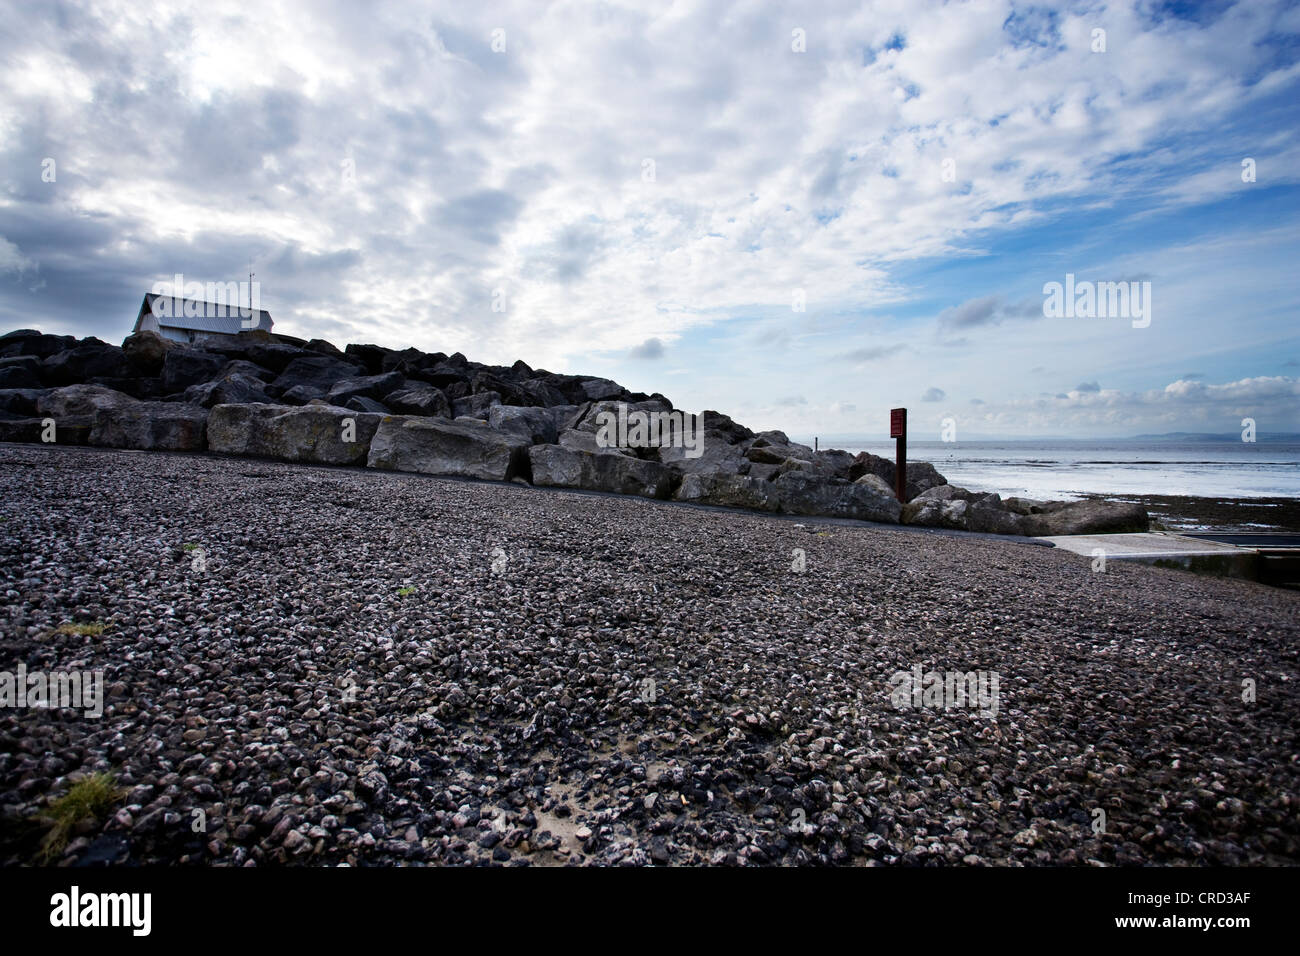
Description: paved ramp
1036,532,1267,582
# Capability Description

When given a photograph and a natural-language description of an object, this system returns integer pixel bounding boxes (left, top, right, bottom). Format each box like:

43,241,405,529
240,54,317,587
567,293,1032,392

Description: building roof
138,293,273,334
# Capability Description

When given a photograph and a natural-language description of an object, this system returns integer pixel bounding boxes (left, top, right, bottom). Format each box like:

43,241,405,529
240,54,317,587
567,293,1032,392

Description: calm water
834,440,1300,500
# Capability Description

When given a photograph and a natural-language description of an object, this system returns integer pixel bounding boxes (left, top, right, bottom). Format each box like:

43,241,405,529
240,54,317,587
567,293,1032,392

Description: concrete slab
1037,532,1259,579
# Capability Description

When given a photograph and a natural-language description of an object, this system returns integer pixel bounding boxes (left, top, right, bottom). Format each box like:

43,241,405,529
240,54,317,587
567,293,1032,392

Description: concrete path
1037,531,1259,579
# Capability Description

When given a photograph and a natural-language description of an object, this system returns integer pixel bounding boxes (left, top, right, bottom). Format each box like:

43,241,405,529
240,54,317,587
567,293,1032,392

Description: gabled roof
138,293,273,334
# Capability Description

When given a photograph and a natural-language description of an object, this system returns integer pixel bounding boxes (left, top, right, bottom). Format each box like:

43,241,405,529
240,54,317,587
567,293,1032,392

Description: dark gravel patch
1,445,1297,866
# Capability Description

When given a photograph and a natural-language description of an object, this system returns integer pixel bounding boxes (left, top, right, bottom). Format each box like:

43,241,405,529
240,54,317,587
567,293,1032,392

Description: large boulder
470,371,536,407
160,349,226,393
518,378,569,408
367,417,531,481
208,403,383,465
121,329,175,374
385,386,451,418
963,493,1028,535
305,338,346,358
280,384,327,405
41,340,130,385
35,384,206,450
772,471,901,523
270,355,365,396
854,473,896,497
658,429,748,475
912,483,976,503
1003,496,1049,515
556,428,634,456
182,367,273,408
673,473,780,512
0,357,41,389
813,449,857,480
776,456,844,481
412,364,470,390
344,343,393,375
700,410,753,445
576,377,625,401
345,396,390,414
529,444,674,499
1023,500,1150,536
489,405,558,445
744,430,815,465
326,372,406,406
0,330,77,360
0,388,45,417
451,391,501,420
243,341,308,374
380,347,434,374
901,496,971,530
570,399,650,430
849,452,947,500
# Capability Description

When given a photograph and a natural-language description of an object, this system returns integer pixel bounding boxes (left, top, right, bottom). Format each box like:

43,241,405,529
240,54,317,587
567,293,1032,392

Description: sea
826,440,1300,501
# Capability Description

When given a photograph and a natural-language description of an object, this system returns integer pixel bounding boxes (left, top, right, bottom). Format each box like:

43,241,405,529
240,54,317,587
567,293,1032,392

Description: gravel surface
1,444,1297,866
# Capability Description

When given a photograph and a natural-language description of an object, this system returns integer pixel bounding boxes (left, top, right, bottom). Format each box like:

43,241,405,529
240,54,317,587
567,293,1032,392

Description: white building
132,293,273,347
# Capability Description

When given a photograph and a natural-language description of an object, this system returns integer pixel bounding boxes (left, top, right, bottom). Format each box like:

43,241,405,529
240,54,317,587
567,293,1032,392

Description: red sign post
890,407,907,502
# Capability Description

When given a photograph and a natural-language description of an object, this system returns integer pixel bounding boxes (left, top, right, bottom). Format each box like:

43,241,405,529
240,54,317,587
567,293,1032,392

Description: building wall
158,329,248,347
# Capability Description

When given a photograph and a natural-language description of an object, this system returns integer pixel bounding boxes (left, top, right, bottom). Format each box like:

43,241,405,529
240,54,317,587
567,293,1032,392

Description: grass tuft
54,621,105,637
36,772,124,862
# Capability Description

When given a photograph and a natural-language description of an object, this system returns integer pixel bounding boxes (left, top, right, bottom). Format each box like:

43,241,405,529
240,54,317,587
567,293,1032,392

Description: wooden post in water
890,407,907,502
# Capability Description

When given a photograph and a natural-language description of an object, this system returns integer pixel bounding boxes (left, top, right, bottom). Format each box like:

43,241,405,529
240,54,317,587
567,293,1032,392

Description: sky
1,0,1298,440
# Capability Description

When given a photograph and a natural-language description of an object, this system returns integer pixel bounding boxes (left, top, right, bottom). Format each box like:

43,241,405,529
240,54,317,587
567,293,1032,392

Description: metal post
890,407,907,502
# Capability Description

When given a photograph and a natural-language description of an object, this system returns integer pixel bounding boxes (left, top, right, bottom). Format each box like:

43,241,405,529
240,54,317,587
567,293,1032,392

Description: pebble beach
1,444,1297,866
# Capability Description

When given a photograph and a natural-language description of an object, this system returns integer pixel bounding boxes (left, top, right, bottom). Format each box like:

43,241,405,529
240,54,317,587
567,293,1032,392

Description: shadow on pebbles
1,445,1297,866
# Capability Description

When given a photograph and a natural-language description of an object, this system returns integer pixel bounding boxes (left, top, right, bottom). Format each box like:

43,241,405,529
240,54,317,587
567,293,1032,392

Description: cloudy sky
2,0,1298,439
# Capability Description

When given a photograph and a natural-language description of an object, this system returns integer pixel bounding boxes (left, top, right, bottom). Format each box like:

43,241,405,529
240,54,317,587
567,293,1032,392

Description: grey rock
659,430,747,475
36,385,207,451
964,493,1027,535
183,370,273,408
121,330,175,374
367,417,531,481
280,384,327,405
385,386,451,418
346,396,391,414
673,473,780,512
489,405,557,445
270,355,365,396
854,473,897,497
326,372,406,405
42,341,130,385
529,444,674,498
160,349,225,394
0,363,41,389
451,391,501,420
0,388,45,417
773,471,901,523
557,428,633,456
1023,499,1150,536
577,377,624,401
207,403,383,465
